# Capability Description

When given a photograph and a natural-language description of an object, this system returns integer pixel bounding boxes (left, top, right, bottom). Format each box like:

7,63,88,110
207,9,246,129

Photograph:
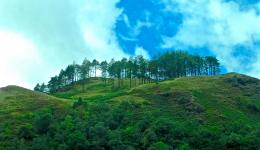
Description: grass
1,73,260,148
51,74,260,131
0,85,69,147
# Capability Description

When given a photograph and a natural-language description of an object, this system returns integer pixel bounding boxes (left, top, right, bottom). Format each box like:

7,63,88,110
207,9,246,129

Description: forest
13,99,260,150
34,51,220,93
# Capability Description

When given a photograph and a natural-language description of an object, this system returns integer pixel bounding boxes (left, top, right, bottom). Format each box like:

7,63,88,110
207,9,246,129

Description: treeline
34,51,220,93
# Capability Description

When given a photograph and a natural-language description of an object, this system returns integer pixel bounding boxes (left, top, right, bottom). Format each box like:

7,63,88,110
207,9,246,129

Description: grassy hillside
1,73,260,149
54,73,260,129
52,73,260,149
0,86,69,148
130,73,260,127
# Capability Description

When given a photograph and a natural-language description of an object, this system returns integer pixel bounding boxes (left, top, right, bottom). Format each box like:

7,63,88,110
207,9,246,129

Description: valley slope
54,73,260,129
0,86,69,148
0,73,260,149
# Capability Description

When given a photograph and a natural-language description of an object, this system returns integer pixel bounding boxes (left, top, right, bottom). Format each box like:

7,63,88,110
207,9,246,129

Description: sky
1,0,260,89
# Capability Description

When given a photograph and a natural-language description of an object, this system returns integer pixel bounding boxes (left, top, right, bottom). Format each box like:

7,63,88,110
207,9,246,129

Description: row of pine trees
34,51,220,93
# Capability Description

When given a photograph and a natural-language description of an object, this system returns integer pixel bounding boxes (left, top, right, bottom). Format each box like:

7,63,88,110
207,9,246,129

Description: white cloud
0,0,129,88
79,0,128,61
133,12,153,37
162,0,260,77
0,31,42,88
123,14,131,28
135,46,150,59
119,10,153,39
133,20,153,36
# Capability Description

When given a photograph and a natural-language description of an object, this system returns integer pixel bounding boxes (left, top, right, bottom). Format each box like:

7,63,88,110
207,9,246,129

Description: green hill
54,73,260,128
0,86,69,148
51,73,260,149
1,73,260,149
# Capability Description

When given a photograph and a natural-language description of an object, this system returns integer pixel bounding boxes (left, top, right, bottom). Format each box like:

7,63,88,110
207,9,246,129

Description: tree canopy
35,51,220,93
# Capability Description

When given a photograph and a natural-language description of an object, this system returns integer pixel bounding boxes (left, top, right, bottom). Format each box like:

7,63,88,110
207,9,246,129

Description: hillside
130,73,260,127
0,86,69,148
53,73,260,149
1,74,260,149
55,73,260,127
51,73,260,149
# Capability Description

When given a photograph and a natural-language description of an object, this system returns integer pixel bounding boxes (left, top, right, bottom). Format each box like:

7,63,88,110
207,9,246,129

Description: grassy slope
0,86,69,147
53,79,130,103
54,73,260,130
133,73,260,130
1,73,260,148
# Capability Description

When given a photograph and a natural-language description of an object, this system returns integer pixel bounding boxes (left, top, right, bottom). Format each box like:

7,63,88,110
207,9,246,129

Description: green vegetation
0,86,69,149
1,73,260,149
34,51,220,93
0,52,259,149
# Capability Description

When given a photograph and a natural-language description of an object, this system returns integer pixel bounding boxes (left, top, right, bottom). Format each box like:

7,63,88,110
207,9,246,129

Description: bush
148,141,169,150
73,97,87,109
18,126,34,140
143,129,158,147
137,112,154,132
191,128,220,149
108,130,126,150
57,144,69,150
247,103,260,113
220,133,242,149
67,131,89,150
155,141,169,150
185,102,205,114
88,122,109,147
153,119,176,146
31,135,51,150
34,111,53,134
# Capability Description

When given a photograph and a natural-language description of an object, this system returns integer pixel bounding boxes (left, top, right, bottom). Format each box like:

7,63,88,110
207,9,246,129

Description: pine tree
92,59,99,78
34,83,41,92
100,61,108,84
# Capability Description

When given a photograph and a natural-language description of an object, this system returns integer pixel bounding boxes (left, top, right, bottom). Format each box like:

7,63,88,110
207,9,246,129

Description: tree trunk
130,77,132,88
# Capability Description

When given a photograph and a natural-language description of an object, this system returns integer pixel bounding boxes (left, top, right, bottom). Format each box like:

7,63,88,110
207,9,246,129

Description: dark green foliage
18,126,34,140
92,59,99,78
33,110,53,134
4,99,260,150
31,135,51,150
100,60,108,83
143,129,158,147
247,103,260,113
67,130,89,149
220,132,243,149
108,130,126,150
34,83,41,92
72,97,87,109
81,58,92,79
154,141,169,150
34,83,47,93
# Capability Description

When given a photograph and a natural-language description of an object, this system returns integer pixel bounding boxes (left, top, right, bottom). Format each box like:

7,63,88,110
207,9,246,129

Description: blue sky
1,0,260,88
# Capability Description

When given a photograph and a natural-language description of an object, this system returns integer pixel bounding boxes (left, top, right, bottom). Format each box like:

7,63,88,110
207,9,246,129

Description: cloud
162,0,260,77
0,31,42,88
0,0,89,88
135,46,150,59
0,0,128,88
79,0,128,61
0,0,87,63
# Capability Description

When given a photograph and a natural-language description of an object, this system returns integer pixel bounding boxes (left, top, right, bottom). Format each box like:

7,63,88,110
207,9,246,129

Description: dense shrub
18,126,34,140
33,110,53,134
247,103,260,113
10,101,260,150
73,97,87,109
